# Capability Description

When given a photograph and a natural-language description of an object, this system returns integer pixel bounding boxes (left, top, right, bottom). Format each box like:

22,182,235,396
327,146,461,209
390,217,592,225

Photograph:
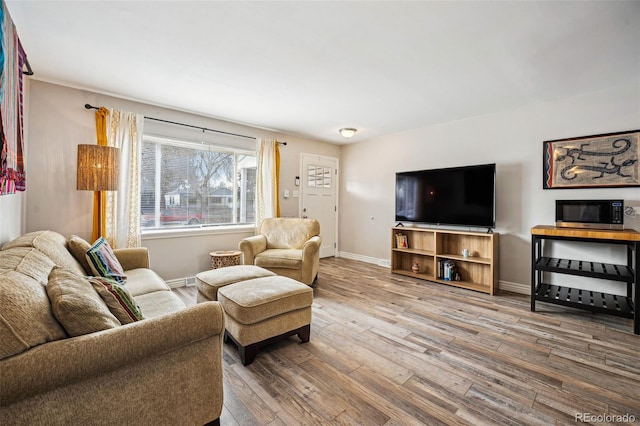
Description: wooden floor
174,257,640,426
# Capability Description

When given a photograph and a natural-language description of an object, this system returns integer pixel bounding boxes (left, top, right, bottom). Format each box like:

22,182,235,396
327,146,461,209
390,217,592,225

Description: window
140,135,256,230
307,164,332,188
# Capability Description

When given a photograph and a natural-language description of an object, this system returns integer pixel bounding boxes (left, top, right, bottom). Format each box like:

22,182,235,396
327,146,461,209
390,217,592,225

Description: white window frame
140,134,256,235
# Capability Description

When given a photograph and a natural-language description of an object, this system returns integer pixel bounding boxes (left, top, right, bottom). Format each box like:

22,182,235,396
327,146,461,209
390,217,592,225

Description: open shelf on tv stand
391,226,499,295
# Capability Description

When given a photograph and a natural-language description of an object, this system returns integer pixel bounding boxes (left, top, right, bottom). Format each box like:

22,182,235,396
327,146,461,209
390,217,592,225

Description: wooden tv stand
391,227,499,295
530,225,639,335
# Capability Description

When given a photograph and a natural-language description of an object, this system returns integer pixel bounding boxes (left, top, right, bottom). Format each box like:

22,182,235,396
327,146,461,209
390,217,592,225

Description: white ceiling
6,1,640,144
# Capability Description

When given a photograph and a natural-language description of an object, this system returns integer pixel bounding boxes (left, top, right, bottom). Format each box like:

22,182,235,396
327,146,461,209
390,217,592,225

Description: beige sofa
239,218,321,285
0,231,224,425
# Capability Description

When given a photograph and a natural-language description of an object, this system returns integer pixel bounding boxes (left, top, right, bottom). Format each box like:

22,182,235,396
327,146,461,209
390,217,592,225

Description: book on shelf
395,233,408,248
438,259,458,281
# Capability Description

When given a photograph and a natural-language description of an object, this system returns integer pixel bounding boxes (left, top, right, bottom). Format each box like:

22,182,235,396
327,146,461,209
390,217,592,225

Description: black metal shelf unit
530,227,639,335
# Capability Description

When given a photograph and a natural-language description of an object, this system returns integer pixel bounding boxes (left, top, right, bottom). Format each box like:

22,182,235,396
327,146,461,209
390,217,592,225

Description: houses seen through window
140,135,256,230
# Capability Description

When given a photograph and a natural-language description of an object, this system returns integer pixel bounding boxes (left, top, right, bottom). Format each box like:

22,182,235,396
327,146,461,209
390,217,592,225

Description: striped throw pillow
85,237,127,283
89,276,144,324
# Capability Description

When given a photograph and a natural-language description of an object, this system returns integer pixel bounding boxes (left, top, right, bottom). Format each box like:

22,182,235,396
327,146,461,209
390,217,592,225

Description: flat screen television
395,163,496,228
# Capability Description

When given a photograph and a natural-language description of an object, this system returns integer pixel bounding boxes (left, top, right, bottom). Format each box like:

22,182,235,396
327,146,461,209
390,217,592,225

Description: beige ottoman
217,275,313,366
196,265,276,302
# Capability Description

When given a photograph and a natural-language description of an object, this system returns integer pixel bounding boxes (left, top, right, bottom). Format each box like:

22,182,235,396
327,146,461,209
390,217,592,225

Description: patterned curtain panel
255,138,280,227
104,108,143,248
0,0,27,195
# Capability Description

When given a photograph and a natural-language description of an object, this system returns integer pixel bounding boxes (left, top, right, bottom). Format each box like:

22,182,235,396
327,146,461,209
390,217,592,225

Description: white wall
339,81,640,293
0,193,25,245
24,80,339,281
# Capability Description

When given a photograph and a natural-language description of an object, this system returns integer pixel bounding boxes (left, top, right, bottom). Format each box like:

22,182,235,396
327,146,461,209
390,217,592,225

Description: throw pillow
46,267,120,337
0,269,68,360
67,234,93,274
89,276,144,324
85,237,127,283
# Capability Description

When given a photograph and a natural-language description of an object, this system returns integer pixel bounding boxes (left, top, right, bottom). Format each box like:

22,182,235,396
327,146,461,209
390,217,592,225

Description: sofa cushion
0,247,56,285
123,268,171,297
89,277,144,324
85,237,127,283
133,291,186,318
46,268,120,337
0,269,67,360
2,230,87,277
67,235,93,274
255,249,303,270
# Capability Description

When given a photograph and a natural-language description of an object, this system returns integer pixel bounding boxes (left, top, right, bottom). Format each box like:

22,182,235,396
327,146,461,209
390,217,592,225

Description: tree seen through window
141,137,256,229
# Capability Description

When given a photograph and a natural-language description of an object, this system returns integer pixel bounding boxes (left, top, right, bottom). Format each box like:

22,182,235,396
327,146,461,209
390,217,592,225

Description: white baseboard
165,276,196,289
337,251,529,295
338,251,390,268
498,280,529,295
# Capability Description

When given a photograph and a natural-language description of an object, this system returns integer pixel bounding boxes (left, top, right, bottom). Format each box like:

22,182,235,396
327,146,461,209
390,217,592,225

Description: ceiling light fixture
339,128,357,139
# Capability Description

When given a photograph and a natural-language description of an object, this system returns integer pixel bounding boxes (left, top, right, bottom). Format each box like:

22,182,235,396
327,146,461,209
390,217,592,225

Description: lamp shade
76,144,120,191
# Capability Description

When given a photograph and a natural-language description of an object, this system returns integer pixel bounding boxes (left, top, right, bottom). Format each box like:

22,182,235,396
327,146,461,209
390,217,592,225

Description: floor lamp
76,144,120,242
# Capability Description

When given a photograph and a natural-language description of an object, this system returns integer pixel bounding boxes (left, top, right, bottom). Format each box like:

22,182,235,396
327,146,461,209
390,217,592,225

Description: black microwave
555,200,624,230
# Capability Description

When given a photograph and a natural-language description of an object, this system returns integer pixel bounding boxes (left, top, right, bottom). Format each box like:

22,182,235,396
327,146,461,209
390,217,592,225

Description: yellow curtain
91,107,110,242
275,143,280,218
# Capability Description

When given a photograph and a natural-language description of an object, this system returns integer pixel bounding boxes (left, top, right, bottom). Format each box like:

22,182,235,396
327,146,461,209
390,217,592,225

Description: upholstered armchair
239,218,321,285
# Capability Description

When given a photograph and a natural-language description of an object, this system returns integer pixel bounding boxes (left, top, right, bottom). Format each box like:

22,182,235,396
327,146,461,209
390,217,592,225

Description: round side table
209,250,242,269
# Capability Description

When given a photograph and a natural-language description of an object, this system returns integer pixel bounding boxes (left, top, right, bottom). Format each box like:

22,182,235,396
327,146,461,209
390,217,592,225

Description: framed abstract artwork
543,130,640,189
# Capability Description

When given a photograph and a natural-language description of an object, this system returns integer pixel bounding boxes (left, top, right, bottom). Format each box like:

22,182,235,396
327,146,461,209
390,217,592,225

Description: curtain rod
23,58,33,76
84,104,286,145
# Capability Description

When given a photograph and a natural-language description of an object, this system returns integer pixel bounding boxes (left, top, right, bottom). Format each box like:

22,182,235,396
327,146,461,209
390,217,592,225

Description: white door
300,154,338,258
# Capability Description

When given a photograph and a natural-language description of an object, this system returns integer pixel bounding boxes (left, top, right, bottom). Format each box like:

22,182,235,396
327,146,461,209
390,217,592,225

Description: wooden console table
530,225,639,335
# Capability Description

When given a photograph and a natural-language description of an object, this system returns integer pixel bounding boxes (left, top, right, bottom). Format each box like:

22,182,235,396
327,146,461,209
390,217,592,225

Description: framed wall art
543,129,640,189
